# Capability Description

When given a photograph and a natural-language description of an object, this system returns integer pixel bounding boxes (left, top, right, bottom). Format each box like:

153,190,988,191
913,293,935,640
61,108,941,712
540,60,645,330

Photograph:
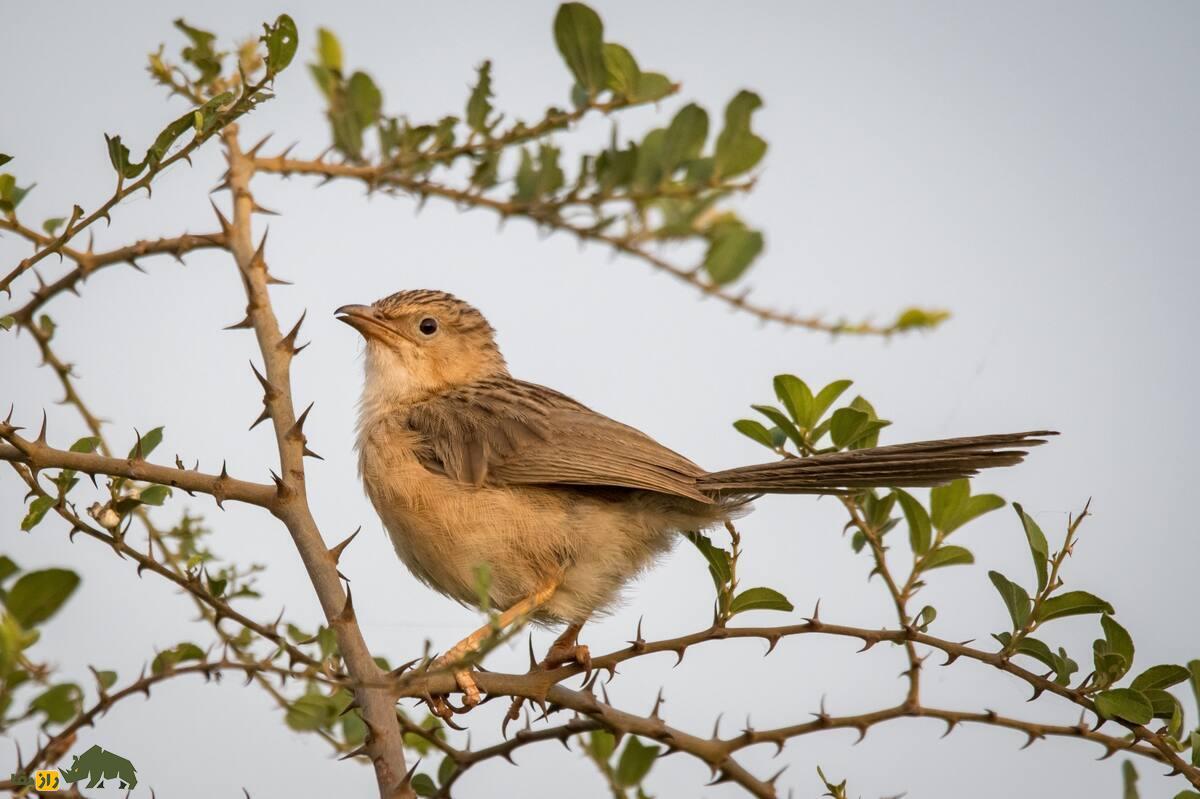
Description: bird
337,289,1051,718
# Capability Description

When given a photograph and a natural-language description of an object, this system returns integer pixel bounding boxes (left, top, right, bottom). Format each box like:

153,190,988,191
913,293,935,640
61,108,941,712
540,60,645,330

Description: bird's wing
404,378,712,503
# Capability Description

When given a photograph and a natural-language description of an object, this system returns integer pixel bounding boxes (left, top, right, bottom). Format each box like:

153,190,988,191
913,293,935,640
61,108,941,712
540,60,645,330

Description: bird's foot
503,628,591,734
544,639,591,674
426,668,482,724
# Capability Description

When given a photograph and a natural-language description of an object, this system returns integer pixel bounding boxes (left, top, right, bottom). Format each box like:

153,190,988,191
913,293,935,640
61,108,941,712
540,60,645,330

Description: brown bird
338,290,1051,717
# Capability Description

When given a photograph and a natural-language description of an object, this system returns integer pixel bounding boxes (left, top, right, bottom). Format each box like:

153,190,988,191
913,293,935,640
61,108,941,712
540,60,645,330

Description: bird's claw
425,669,481,724
503,641,591,734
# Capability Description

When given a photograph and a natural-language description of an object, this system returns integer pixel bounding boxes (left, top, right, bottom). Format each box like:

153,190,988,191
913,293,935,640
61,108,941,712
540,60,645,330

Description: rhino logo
59,744,137,789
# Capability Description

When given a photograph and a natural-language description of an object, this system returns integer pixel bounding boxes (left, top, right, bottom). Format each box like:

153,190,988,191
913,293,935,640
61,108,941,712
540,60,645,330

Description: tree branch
0,429,276,508
218,125,411,798
2,656,330,785
6,461,320,672
392,616,1200,792
0,219,226,324
251,154,931,336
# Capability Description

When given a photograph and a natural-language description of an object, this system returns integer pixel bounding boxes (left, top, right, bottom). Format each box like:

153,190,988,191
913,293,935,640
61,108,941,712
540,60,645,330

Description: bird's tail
697,431,1055,495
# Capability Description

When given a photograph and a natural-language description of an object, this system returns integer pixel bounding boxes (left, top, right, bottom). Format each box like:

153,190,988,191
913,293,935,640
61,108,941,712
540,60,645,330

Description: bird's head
336,290,508,405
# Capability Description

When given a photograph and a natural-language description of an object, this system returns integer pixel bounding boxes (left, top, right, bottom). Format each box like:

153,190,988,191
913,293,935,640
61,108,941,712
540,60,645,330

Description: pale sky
2,2,1198,797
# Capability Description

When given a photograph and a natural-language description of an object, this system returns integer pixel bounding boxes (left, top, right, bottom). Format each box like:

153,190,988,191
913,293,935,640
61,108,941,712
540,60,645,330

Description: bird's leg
504,621,591,731
427,577,560,720
543,622,591,672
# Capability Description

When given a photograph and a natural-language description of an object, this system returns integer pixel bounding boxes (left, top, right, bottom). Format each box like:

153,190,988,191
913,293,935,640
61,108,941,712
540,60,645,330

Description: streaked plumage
341,290,1051,624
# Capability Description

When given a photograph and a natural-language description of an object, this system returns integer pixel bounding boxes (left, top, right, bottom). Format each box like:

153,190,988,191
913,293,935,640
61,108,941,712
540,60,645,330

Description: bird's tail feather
697,431,1056,495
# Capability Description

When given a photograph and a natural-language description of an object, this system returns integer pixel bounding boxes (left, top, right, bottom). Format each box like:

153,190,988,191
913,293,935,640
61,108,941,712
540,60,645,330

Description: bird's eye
418,317,439,336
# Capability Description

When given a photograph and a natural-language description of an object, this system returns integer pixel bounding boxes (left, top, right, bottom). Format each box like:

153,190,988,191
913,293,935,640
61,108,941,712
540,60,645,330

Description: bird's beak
335,304,388,341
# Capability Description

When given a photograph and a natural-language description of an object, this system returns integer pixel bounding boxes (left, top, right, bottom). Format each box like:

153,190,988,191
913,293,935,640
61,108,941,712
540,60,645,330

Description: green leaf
828,406,890,451
42,217,66,235
1093,615,1134,687
752,404,803,448
286,691,337,731
998,634,1078,685
147,107,204,169
602,43,640,98
615,736,660,787
1130,664,1191,692
1142,688,1181,719
812,380,853,424
0,315,13,331
1095,688,1154,725
633,71,673,103
137,484,173,506
894,489,932,555
1012,503,1050,593
893,307,950,331
466,60,495,133
94,669,118,690
554,3,607,95
661,103,708,172
829,408,868,449
437,755,457,786
174,19,222,85
0,556,18,585
861,490,897,530
988,571,1031,629
316,27,343,71
588,729,616,761
703,221,763,285
20,496,54,531
1101,615,1134,671
3,569,80,626
151,641,205,675
206,573,227,598
128,426,164,459
1187,660,1200,717
773,375,814,429
915,605,937,631
930,480,1005,534
104,134,145,179
0,173,34,212
1035,590,1114,623
69,436,101,453
729,587,794,615
733,419,775,449
920,545,974,571
0,154,10,168
29,683,82,726
685,532,731,590
715,90,767,178
1122,760,1139,799
341,708,366,746
410,774,437,797
347,71,382,129
261,14,299,75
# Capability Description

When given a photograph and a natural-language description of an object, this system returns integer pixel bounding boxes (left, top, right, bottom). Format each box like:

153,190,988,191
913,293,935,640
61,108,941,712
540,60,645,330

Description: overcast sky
2,2,1198,797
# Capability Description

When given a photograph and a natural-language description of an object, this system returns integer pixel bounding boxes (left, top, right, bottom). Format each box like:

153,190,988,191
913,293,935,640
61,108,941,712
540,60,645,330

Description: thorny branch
0,73,275,298
251,154,928,336
4,194,1195,799
2,11,1194,798
0,427,276,509
0,218,226,325
5,462,320,670
390,612,1200,796
2,313,351,773
0,656,335,790
216,124,411,797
